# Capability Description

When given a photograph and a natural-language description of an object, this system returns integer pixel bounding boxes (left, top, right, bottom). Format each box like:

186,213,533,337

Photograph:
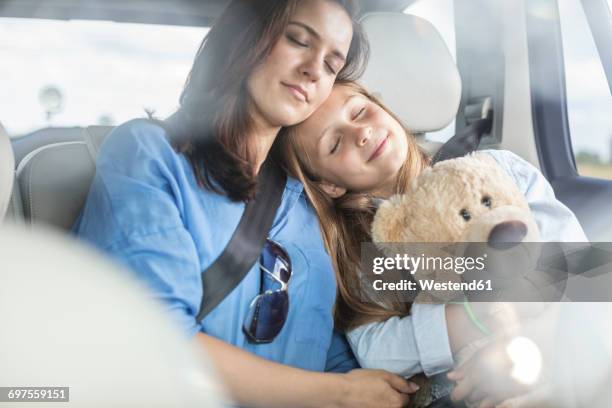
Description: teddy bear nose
487,221,528,249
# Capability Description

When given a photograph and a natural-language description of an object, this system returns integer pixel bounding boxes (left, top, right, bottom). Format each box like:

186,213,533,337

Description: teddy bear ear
371,195,416,243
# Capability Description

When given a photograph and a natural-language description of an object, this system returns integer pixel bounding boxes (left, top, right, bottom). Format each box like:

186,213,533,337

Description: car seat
14,126,113,230
359,12,462,156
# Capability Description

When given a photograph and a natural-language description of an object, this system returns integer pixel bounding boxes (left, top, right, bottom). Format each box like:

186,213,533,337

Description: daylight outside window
558,0,612,180
0,18,208,138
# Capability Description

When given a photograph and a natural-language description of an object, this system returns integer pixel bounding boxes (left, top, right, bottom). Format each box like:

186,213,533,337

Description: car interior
2,0,610,240
2,0,612,406
1,8,461,232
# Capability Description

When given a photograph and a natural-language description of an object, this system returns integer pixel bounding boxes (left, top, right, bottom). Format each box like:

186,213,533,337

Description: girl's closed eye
353,107,365,120
330,136,341,154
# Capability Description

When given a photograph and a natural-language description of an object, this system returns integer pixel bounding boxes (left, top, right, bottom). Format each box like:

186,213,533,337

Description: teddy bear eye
460,209,471,221
481,196,492,208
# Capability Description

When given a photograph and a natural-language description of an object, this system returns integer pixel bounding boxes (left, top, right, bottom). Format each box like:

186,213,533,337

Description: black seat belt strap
430,111,493,165
196,159,286,323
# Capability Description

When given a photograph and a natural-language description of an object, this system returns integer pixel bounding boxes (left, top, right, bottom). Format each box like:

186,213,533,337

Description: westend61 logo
360,242,612,303
372,253,487,275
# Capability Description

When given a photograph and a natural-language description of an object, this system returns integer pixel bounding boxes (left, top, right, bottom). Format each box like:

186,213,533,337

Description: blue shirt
347,149,588,378
73,119,357,373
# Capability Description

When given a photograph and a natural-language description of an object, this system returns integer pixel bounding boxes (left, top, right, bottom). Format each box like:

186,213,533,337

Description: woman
74,2,419,407
277,81,588,406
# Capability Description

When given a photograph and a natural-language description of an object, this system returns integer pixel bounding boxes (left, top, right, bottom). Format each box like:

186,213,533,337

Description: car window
558,0,612,180
0,18,208,137
404,0,456,142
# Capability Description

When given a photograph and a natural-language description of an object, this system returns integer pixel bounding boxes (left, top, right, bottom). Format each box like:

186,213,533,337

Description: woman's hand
195,333,419,408
334,369,419,408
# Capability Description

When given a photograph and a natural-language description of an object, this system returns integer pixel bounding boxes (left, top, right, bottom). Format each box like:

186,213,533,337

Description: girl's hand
447,338,532,408
446,302,524,353
468,302,521,335
336,369,420,408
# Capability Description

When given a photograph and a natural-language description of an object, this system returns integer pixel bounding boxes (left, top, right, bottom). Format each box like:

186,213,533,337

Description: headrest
15,126,114,230
17,142,96,230
359,12,462,133
0,122,14,220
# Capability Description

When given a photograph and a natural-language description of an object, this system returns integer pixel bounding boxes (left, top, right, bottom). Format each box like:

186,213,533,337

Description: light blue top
346,149,588,378
73,119,358,373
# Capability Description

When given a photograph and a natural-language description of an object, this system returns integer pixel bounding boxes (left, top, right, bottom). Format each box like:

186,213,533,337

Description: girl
277,80,587,405
74,2,418,407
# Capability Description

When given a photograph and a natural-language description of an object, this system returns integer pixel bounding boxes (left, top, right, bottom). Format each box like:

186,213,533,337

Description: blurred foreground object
0,121,14,219
506,336,542,386
548,302,612,408
0,225,225,407
453,303,612,408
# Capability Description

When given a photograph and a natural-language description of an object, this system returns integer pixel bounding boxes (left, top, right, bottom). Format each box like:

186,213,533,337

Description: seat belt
430,110,493,165
196,158,287,323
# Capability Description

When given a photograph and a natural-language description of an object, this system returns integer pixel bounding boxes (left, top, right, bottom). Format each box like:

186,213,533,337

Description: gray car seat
15,126,113,230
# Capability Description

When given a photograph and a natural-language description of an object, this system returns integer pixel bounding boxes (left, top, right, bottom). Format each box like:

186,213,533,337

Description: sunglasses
243,239,292,344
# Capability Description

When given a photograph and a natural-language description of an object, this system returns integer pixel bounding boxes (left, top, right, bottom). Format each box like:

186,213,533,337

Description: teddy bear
371,152,545,304
372,152,539,246
368,152,556,408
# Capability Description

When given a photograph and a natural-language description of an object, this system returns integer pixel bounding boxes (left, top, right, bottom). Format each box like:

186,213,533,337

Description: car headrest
359,12,462,134
15,126,113,230
0,122,14,220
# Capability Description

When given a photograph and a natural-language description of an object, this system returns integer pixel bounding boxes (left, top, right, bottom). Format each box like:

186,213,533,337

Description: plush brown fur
372,153,539,244
371,153,548,408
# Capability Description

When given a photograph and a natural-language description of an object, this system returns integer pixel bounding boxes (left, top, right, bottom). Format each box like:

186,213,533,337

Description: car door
527,0,612,241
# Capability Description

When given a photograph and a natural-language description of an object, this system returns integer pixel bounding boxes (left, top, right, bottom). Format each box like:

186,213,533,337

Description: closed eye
287,35,307,47
324,60,337,75
330,137,341,154
353,107,365,120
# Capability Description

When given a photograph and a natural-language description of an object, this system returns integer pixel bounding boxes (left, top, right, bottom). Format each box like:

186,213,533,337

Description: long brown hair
276,81,429,331
163,0,369,202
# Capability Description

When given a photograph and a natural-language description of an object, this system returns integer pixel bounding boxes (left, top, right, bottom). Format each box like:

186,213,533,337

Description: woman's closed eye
287,34,337,75
324,60,337,75
287,34,308,47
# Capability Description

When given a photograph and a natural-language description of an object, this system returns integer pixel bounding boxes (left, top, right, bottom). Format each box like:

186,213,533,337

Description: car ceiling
0,0,415,26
